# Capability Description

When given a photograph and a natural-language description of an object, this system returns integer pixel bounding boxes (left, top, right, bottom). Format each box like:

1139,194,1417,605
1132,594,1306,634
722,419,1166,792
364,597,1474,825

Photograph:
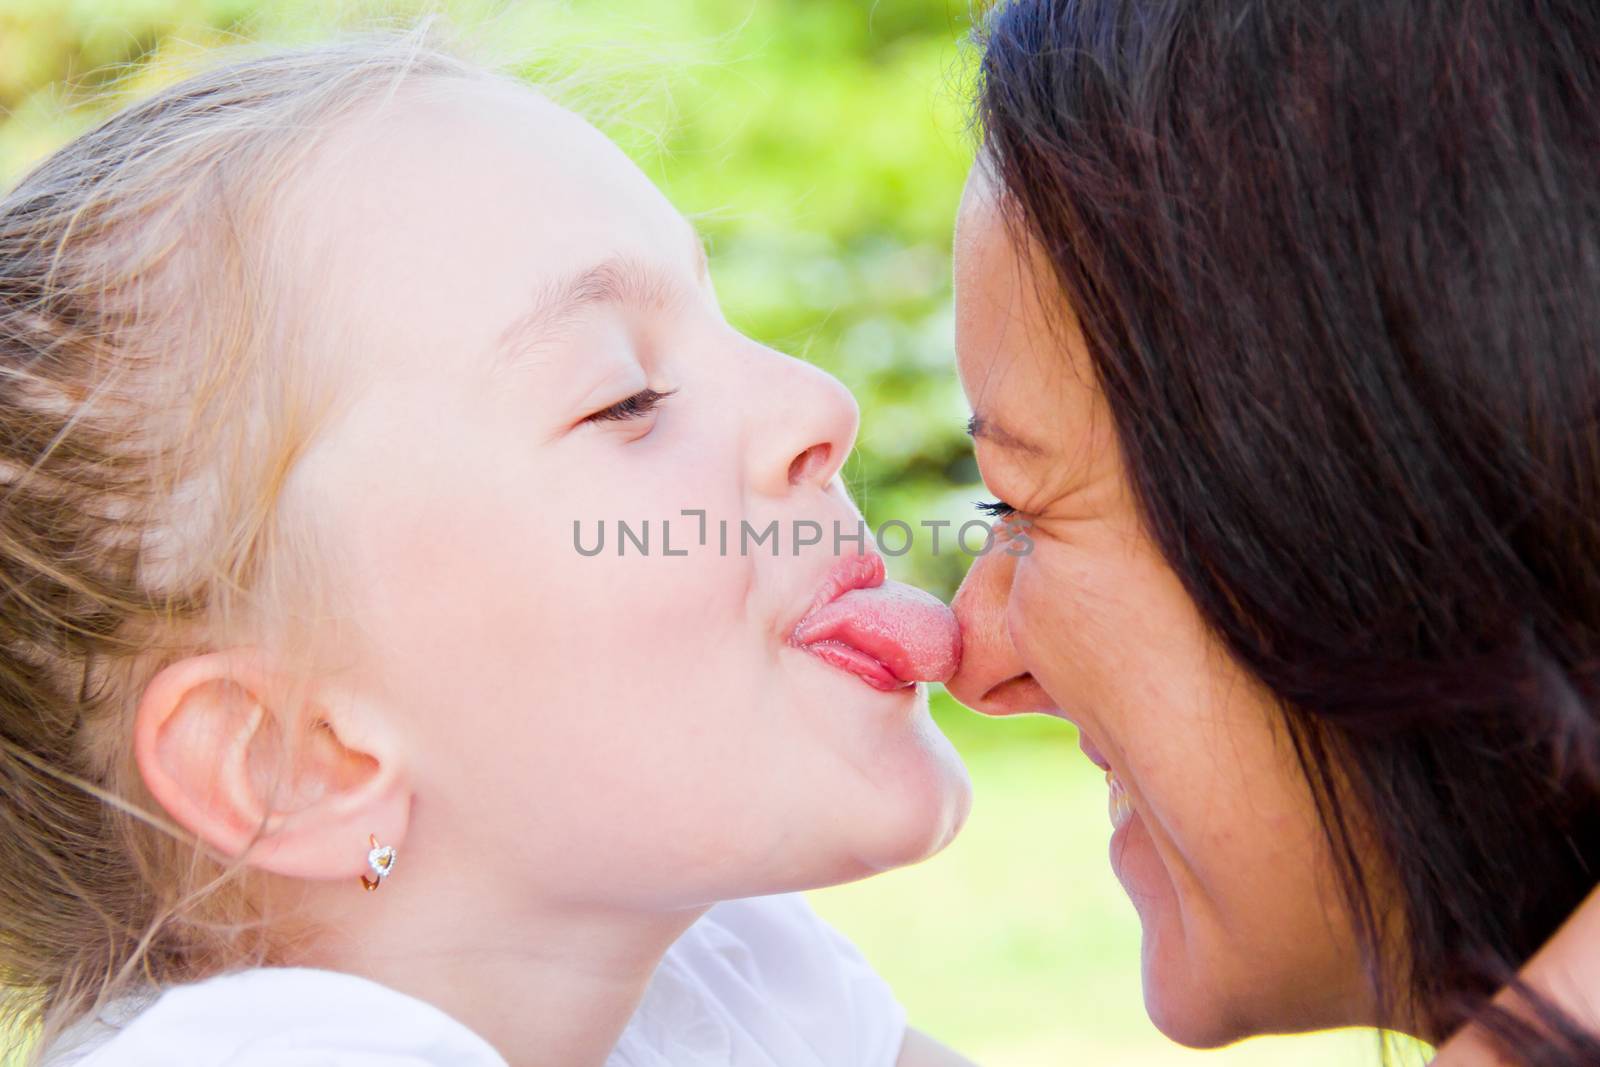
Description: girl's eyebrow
490,226,711,375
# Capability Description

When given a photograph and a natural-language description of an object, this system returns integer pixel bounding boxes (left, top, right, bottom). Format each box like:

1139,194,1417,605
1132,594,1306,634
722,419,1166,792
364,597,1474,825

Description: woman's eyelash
584,387,677,423
974,499,1016,518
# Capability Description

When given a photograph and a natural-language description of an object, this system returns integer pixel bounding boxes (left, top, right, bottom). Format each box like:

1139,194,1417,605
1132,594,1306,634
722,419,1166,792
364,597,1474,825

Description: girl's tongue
791,580,961,691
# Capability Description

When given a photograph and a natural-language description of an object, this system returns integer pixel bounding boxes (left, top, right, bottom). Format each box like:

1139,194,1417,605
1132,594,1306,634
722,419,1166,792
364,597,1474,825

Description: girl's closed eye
583,386,677,424
974,498,1016,519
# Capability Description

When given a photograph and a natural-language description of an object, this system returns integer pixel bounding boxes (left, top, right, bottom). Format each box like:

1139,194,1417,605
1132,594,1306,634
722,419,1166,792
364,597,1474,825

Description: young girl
0,20,977,1067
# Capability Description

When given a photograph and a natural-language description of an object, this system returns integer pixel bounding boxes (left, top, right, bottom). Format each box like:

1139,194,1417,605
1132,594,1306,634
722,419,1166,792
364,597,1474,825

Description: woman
944,1,1600,1063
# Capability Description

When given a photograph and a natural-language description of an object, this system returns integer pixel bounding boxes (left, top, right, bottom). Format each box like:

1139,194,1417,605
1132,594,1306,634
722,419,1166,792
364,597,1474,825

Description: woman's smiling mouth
1078,730,1137,831
1107,767,1135,832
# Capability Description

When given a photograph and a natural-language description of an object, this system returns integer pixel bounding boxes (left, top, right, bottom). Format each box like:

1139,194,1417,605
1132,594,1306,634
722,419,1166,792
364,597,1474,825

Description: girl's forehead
274,76,693,400
303,78,658,219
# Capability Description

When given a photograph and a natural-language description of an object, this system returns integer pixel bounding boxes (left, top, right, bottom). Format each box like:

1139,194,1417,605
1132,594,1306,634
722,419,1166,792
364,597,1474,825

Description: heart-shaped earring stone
361,834,397,891
368,845,396,879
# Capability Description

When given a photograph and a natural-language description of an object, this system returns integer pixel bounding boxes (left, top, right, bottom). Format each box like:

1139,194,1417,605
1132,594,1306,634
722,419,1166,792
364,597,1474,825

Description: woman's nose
744,344,860,497
946,543,1055,715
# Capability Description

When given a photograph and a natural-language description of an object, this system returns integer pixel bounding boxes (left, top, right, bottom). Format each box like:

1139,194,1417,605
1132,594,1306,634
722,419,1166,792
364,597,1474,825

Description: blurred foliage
0,3,1397,1064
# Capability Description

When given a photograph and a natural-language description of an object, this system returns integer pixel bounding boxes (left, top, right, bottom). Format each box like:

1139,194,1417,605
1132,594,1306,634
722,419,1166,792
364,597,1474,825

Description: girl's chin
735,751,971,898
853,727,973,872
784,664,972,873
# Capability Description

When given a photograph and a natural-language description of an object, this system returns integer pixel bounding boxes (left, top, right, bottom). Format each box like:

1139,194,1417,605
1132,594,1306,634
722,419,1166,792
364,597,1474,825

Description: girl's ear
132,646,411,882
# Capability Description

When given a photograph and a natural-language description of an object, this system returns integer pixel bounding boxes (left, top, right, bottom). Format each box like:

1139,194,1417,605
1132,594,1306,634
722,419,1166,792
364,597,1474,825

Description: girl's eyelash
584,387,677,423
974,499,1017,518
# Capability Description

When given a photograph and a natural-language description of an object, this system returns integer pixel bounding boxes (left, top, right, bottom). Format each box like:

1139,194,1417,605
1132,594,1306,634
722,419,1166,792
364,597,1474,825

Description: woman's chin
1145,992,1247,1051
1112,811,1238,1048
1117,813,1364,1047
1141,938,1249,1051
1139,915,1249,1049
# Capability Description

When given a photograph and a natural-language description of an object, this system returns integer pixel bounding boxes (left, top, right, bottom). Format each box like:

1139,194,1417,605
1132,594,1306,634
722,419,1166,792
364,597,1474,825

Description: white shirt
39,891,907,1067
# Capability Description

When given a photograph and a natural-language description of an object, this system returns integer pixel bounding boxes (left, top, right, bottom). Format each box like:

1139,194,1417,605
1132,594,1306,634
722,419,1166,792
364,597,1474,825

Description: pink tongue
792,580,961,689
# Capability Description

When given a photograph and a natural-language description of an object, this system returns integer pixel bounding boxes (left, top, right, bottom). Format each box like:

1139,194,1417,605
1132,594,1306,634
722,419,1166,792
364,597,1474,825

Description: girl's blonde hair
0,17,523,1059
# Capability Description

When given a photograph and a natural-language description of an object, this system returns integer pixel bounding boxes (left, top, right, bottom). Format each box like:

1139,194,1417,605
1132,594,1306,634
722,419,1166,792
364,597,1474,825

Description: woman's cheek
1009,542,1118,709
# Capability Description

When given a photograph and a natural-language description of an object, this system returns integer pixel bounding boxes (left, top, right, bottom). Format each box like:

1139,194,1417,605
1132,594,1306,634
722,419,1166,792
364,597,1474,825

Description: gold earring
361,833,396,891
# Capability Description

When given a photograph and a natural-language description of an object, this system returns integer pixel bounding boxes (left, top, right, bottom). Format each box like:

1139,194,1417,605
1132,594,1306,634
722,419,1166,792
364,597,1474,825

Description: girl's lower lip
799,639,913,691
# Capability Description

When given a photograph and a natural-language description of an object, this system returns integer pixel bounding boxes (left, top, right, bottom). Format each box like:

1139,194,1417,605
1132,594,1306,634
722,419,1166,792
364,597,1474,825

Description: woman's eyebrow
490,228,709,375
966,412,1047,457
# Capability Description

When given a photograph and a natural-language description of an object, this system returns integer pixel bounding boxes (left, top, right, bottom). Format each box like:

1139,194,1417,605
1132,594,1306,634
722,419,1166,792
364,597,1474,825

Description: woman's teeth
1106,767,1135,831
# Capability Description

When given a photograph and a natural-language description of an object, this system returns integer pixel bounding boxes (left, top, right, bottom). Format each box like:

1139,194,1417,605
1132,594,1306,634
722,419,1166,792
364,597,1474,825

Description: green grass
805,690,1388,1066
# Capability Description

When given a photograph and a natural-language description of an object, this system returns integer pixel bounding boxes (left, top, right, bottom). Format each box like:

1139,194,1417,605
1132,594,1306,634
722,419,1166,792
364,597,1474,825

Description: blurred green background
0,1,1395,1064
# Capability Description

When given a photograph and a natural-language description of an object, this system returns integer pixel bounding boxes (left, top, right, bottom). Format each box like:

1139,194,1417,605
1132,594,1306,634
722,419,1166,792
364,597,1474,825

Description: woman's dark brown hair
975,1,1600,1062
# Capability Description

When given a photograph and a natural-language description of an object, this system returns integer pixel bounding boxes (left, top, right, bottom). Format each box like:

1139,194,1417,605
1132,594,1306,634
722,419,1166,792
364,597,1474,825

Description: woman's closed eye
974,498,1017,519
582,387,677,424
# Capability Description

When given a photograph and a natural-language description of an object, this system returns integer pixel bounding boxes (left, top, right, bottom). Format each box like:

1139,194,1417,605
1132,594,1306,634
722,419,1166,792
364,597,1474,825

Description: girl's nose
946,544,1055,715
744,344,860,498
